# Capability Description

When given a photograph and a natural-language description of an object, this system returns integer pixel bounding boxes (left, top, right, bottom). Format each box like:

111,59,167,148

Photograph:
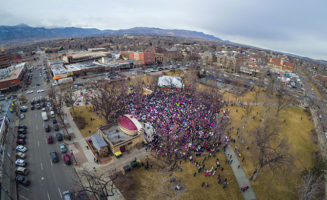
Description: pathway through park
225,144,257,200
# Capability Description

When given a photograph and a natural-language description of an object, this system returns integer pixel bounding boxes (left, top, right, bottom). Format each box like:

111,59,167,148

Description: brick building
0,48,11,69
0,63,26,91
268,58,294,72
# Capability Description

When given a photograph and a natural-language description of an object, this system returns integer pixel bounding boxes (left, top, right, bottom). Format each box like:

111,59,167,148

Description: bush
74,116,86,129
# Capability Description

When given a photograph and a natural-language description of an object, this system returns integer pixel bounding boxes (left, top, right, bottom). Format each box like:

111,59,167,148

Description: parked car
37,89,45,93
31,105,35,110
15,167,29,176
59,144,67,153
62,190,72,200
50,151,59,163
15,159,26,167
20,114,25,119
16,175,30,186
42,107,46,111
16,145,27,153
47,135,54,144
17,134,26,139
18,124,27,129
44,125,51,132
75,191,88,200
50,111,55,118
56,133,63,141
16,152,26,159
26,90,33,94
17,128,26,134
17,139,25,145
52,119,57,124
20,106,28,112
36,104,41,109
53,124,59,131
63,154,71,165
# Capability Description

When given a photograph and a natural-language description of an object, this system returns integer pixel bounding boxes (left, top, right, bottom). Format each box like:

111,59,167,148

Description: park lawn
227,105,318,200
131,153,242,200
70,106,106,138
223,87,277,104
129,75,160,87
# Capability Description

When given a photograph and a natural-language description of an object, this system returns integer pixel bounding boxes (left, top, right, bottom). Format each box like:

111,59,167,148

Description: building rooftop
49,61,67,77
91,133,108,150
66,51,108,59
0,98,12,121
101,125,134,145
118,116,137,131
0,63,25,81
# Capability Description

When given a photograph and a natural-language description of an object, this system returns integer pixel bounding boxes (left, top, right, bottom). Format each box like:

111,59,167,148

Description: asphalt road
17,65,79,200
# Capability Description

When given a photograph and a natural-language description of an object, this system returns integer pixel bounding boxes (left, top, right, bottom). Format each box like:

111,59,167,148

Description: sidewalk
1,115,19,200
63,106,97,167
225,145,257,200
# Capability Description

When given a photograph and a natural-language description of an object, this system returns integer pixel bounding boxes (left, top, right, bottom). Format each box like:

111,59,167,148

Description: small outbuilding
90,133,109,156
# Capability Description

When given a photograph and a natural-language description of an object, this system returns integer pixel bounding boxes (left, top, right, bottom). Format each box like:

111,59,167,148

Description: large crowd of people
121,88,226,157
117,88,239,188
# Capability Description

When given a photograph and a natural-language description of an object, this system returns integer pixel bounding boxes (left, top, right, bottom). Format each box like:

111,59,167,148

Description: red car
63,154,71,165
47,135,54,144
17,139,25,145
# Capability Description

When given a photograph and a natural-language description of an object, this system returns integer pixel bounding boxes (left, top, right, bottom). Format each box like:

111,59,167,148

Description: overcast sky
1,0,326,60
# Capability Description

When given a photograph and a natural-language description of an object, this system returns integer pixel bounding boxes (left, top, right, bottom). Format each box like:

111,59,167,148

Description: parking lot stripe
20,185,30,191
19,195,30,200
40,162,43,170
47,191,51,200
58,187,62,198
50,159,53,166
37,140,40,147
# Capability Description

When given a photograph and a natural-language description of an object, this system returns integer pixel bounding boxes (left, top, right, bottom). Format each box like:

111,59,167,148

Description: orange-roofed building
268,58,294,72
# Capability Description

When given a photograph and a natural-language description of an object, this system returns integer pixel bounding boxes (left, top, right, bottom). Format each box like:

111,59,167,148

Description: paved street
297,68,327,157
17,65,79,200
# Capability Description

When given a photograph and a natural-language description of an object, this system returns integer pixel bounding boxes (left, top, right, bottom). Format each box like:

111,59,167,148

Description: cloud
0,0,326,60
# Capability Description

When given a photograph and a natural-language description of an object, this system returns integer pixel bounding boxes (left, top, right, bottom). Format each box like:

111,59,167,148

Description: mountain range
0,24,222,45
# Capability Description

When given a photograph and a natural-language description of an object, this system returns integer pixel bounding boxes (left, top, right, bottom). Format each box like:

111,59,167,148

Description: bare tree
298,170,324,200
266,75,277,97
62,84,76,115
250,117,292,181
275,85,295,117
243,101,253,118
76,168,118,200
155,126,182,171
48,86,68,135
88,81,127,124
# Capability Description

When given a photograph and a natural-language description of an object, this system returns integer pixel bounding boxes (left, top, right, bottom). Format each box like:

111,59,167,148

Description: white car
20,114,25,119
37,89,45,93
15,159,26,167
26,90,34,94
16,152,26,159
16,145,27,153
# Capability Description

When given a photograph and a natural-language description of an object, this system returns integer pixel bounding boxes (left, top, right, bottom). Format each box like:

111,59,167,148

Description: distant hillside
0,24,222,45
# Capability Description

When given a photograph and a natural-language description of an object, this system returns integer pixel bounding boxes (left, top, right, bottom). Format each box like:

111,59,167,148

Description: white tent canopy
158,76,184,88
